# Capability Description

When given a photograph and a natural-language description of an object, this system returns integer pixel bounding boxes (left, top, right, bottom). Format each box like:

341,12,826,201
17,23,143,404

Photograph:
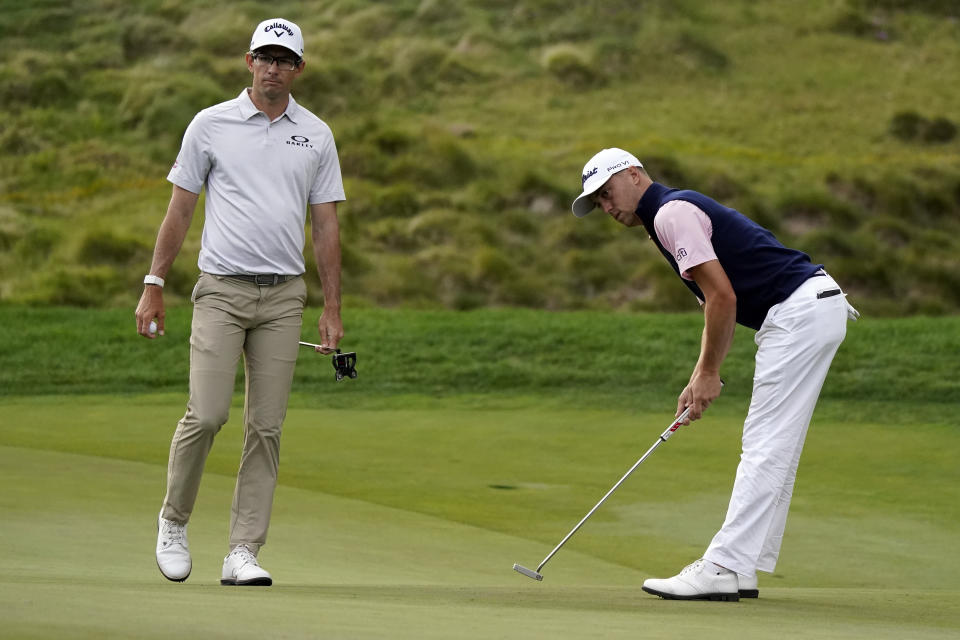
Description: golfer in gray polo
135,17,346,586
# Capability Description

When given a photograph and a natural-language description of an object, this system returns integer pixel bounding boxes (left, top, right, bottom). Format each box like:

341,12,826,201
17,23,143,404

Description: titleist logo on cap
582,167,598,186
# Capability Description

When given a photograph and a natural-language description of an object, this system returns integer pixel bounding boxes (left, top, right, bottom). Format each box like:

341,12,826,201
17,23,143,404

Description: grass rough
1,1,958,313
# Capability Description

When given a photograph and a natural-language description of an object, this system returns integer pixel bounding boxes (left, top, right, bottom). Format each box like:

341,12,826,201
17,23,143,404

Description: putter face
513,563,543,581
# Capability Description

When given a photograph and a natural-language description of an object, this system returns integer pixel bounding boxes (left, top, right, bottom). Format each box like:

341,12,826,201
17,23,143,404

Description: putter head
513,563,543,581
332,350,357,381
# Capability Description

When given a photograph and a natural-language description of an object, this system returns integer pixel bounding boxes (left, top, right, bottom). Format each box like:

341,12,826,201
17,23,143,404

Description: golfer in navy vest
572,148,859,601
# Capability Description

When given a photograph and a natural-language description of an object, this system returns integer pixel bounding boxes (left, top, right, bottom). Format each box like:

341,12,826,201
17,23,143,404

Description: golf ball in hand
149,320,157,335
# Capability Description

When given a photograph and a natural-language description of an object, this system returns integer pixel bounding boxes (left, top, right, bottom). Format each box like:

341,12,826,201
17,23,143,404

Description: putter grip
662,380,723,440
660,406,691,441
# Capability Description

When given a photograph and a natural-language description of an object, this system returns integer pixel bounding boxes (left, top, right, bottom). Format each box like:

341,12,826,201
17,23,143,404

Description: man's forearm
149,220,189,279
313,241,341,311
149,186,198,278
311,205,342,311
697,296,736,376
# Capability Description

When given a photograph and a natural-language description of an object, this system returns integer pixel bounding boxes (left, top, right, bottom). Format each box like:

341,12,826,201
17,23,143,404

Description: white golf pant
704,273,854,577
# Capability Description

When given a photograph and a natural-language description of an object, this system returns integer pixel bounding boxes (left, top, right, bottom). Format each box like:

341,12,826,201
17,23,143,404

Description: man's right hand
135,286,165,339
134,185,199,339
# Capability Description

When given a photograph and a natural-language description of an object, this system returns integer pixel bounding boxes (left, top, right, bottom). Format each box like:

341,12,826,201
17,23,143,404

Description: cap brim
251,43,302,58
571,192,597,217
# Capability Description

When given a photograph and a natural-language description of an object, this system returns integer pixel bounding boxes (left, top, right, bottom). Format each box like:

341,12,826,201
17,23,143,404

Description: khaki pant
161,273,306,554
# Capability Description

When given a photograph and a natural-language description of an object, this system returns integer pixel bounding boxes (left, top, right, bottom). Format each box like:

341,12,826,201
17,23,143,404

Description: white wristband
143,274,165,288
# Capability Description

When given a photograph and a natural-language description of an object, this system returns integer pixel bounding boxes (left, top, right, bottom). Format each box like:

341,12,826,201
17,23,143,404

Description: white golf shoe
739,573,759,598
221,545,272,586
642,559,739,601
156,514,191,582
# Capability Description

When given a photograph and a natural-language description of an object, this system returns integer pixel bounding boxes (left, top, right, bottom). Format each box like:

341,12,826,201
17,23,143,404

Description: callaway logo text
264,22,294,38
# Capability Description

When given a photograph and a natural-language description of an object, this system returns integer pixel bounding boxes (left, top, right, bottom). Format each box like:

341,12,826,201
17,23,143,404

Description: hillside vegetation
1,0,959,314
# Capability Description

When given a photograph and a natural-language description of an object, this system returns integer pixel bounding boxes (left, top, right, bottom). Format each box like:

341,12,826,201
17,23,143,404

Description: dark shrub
922,117,957,143
78,230,152,266
43,266,126,307
890,111,926,141
369,184,420,219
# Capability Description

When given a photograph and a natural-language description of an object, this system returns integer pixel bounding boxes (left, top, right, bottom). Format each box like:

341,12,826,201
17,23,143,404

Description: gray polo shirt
168,89,345,275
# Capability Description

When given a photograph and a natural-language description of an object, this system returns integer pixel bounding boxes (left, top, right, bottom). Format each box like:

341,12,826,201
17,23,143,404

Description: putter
513,406,693,582
299,342,358,381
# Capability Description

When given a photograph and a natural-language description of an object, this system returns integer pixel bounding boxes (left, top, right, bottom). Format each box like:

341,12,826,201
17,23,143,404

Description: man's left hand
676,371,724,423
315,310,343,354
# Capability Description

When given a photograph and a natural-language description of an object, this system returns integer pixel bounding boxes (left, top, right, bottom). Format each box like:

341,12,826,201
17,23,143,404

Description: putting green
2,431,958,638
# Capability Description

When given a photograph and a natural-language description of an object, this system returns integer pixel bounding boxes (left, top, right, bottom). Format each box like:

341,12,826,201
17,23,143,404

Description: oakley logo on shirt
287,135,313,148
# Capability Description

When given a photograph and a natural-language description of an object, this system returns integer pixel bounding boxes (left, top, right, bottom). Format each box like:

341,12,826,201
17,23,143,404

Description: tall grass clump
541,43,603,88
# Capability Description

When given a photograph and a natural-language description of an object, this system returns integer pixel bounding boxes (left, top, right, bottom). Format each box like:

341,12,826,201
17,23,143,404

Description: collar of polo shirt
239,87,300,123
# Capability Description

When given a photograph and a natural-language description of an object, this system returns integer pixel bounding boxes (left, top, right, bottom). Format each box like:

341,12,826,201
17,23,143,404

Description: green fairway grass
2,397,958,638
2,307,958,636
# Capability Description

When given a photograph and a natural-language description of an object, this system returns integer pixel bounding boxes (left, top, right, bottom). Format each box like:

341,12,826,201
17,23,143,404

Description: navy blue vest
635,182,822,330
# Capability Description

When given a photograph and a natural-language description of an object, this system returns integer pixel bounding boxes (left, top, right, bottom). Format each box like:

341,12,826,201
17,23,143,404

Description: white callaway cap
571,148,644,217
250,18,304,58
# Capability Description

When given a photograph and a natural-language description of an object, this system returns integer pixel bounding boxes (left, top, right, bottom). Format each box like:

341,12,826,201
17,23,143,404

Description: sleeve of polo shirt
653,200,716,280
309,133,346,205
166,113,210,195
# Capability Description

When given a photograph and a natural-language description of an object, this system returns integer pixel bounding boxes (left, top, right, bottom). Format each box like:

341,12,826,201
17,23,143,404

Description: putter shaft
522,407,692,578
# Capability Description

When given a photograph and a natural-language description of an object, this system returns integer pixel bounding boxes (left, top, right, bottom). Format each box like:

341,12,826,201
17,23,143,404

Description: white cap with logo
250,18,305,59
571,148,644,217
